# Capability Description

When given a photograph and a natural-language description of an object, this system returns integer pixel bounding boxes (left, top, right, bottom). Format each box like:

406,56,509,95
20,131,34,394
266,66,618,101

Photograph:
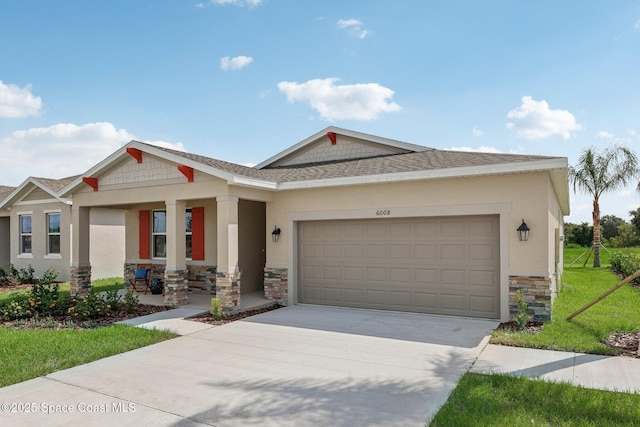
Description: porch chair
129,267,151,294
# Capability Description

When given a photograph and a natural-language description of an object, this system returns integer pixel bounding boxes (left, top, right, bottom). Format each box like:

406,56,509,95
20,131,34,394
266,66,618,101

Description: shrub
610,250,640,278
73,289,107,319
9,265,35,285
103,289,122,311
39,268,59,286
29,281,62,316
123,290,139,314
514,289,529,330
210,298,223,320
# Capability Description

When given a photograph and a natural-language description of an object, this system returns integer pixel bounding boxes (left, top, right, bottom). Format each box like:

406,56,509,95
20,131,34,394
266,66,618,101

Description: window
151,209,193,259
47,213,61,254
152,210,167,258
186,209,192,259
19,215,32,254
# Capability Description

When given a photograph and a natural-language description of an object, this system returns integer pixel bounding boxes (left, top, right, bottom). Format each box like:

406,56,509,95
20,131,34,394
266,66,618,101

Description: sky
1,0,639,224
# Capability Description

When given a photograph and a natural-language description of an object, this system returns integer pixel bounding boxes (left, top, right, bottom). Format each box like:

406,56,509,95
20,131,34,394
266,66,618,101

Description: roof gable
256,126,432,169
0,176,77,209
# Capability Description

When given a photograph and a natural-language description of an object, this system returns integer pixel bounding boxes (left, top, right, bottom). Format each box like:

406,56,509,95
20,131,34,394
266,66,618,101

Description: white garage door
298,215,500,318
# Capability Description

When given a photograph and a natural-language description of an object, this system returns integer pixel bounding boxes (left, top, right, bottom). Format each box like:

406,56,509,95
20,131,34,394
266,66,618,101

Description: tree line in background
564,208,640,248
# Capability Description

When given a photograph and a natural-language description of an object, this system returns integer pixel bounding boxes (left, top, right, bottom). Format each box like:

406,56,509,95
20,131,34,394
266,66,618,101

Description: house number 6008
376,210,391,216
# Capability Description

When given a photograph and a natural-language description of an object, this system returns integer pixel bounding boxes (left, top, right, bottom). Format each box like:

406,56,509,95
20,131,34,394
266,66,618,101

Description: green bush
210,298,223,320
29,281,62,316
123,290,139,314
72,289,107,319
514,289,529,330
609,250,640,278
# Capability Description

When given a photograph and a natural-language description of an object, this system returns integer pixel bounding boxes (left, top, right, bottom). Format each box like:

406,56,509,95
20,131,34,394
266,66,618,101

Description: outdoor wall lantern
272,226,281,243
517,219,530,242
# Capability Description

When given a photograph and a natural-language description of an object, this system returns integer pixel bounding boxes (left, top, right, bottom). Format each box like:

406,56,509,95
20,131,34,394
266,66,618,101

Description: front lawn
429,373,640,426
0,277,177,388
491,265,640,355
0,325,176,387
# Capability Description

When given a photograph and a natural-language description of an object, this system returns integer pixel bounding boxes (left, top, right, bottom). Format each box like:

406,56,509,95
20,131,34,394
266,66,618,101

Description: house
0,185,16,268
60,127,569,322
0,176,124,282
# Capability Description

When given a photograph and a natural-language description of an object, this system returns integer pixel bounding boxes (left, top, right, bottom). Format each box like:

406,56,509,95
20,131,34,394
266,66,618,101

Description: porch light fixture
517,219,530,242
271,226,281,243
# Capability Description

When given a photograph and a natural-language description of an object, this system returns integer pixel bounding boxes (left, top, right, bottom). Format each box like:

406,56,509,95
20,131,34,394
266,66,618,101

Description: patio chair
129,267,151,294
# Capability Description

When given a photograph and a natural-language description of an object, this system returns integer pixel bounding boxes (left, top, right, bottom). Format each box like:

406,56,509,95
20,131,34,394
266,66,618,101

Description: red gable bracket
178,165,194,182
82,177,98,191
126,147,143,163
327,131,337,145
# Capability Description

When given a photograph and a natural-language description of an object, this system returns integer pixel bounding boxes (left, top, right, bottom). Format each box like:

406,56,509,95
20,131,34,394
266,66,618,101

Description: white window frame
45,211,62,258
152,210,167,259
17,212,33,258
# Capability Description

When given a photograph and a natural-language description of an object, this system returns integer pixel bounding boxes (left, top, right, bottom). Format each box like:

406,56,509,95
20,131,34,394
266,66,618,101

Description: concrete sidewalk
471,343,640,394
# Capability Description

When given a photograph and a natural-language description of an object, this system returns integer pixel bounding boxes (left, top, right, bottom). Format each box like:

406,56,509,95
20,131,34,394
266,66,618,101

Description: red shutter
191,207,205,261
139,210,150,259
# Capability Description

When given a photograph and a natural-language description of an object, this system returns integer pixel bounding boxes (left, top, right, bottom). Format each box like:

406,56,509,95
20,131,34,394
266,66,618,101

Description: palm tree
569,145,639,267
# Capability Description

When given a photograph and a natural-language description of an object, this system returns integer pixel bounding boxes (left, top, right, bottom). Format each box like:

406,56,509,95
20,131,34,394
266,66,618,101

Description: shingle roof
145,142,561,184
32,175,81,193
0,185,16,201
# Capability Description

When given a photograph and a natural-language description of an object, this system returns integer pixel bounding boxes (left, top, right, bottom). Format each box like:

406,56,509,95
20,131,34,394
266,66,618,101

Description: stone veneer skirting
124,263,216,296
164,270,188,306
216,271,241,312
509,275,552,323
70,265,92,296
264,267,288,305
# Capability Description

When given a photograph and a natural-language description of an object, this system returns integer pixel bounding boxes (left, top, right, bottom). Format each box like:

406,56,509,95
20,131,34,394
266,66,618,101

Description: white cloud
635,19,640,30
277,78,400,121
337,18,368,39
220,55,254,71
505,96,583,140
627,129,637,137
0,81,43,118
0,122,184,185
471,126,484,137
208,0,262,7
596,130,615,139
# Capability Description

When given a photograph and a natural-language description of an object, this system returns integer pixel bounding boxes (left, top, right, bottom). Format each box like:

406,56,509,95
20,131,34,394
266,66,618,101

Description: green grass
0,277,124,304
430,373,640,426
492,249,640,355
0,325,176,387
0,277,175,388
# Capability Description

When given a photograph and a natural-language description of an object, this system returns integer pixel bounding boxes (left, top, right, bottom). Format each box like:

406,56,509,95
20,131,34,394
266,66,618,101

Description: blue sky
1,0,639,223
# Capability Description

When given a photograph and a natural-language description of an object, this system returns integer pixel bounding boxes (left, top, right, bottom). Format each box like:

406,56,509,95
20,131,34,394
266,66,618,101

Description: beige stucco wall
10,202,72,281
89,208,125,279
265,171,563,321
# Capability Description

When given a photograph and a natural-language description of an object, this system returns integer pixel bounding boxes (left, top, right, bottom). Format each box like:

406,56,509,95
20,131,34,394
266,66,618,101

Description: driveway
0,305,497,426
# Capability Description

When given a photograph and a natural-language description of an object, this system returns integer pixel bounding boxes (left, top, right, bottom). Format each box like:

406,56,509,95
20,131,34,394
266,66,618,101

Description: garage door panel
344,288,364,304
322,266,341,280
366,267,387,281
298,215,499,318
389,268,411,283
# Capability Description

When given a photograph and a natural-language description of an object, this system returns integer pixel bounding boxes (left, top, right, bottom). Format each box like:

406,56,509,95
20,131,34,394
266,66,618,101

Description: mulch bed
0,282,34,292
188,304,283,326
495,321,544,335
1,304,173,330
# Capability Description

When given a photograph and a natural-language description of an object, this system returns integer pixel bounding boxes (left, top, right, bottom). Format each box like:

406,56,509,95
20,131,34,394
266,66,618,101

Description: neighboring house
60,127,569,322
0,185,17,268
0,176,124,282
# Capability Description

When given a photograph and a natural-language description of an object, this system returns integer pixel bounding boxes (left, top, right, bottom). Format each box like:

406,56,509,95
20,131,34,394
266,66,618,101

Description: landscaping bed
188,303,283,326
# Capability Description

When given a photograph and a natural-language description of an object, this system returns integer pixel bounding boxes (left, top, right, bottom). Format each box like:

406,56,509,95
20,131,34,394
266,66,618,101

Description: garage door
298,215,500,318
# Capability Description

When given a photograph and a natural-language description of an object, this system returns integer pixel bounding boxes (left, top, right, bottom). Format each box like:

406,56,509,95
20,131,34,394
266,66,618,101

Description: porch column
164,199,188,306
216,195,241,311
70,206,91,296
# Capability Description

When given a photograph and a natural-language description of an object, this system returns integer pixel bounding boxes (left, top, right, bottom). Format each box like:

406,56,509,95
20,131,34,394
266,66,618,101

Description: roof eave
0,177,70,209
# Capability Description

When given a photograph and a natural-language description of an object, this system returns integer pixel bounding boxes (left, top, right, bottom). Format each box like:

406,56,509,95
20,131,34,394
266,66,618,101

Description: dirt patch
605,332,640,358
496,321,544,335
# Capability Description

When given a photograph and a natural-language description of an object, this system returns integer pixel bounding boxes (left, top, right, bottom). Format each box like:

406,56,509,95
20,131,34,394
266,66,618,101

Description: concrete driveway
0,305,497,426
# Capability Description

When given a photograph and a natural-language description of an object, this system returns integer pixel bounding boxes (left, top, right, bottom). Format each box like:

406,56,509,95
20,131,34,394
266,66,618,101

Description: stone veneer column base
70,265,92,296
509,275,552,323
164,270,188,306
216,271,241,312
187,265,217,294
264,267,288,306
